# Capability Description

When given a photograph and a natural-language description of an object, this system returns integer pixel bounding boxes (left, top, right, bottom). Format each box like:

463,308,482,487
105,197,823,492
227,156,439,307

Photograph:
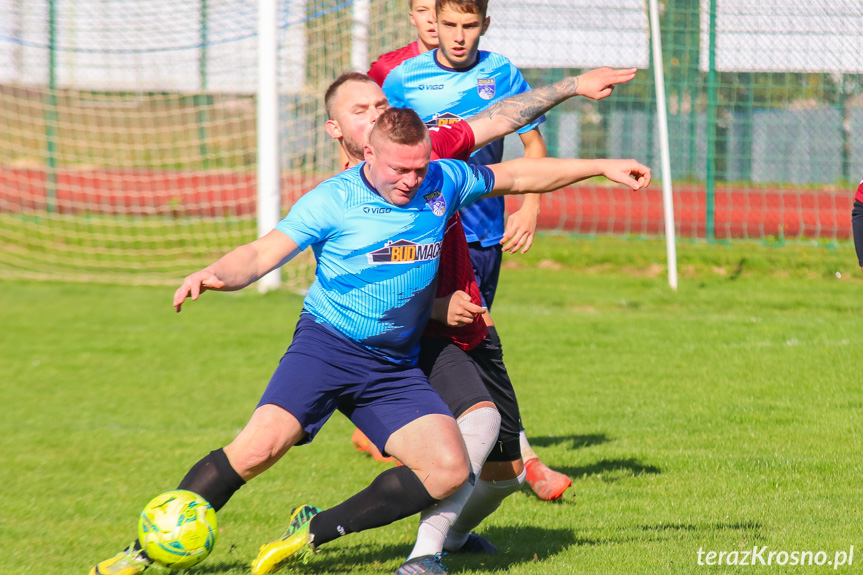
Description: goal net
1,0,861,286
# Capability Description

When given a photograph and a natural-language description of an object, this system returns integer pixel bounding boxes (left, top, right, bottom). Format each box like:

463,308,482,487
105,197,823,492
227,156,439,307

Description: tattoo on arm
470,76,579,132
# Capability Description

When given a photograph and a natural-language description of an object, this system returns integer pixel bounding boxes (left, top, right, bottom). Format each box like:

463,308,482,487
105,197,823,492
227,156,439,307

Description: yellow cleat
250,505,320,574
89,545,151,575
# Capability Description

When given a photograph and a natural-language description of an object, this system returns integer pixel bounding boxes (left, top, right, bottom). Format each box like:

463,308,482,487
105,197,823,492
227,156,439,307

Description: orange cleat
525,457,572,500
351,428,396,463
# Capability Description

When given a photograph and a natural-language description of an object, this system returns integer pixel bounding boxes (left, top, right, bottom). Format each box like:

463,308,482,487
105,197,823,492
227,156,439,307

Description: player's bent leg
405,403,501,561
223,403,305,481
385,413,470,499
444,458,527,552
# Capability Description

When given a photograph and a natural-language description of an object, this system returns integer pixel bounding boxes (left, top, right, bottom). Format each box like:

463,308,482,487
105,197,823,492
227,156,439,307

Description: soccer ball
138,490,218,570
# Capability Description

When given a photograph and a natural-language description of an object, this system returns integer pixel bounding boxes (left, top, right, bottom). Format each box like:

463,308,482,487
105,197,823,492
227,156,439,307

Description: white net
1,0,862,285
0,0,411,286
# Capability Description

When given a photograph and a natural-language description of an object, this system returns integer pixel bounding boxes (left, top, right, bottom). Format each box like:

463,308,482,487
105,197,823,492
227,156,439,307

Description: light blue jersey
276,160,495,365
383,50,545,246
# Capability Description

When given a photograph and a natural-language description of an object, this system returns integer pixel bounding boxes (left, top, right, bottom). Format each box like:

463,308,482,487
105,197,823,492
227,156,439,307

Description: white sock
520,429,538,461
443,468,527,551
406,407,500,560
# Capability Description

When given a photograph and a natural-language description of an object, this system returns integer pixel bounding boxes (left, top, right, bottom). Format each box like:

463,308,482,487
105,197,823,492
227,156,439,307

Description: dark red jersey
429,121,475,163
423,213,488,350
368,42,421,87
856,179,863,204
424,122,487,349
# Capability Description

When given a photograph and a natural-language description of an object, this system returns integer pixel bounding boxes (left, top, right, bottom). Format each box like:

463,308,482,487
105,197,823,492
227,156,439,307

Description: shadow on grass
558,457,661,482
190,558,251,573
274,526,582,574
527,433,612,450
638,520,762,535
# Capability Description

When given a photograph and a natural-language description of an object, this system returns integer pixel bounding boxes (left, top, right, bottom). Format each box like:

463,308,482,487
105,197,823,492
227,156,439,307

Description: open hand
173,270,225,312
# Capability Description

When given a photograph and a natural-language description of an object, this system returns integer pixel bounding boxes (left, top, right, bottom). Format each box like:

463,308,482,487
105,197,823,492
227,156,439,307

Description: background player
382,0,572,500
367,0,438,85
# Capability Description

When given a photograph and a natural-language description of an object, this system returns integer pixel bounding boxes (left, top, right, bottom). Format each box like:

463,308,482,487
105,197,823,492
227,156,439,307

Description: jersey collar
432,48,483,73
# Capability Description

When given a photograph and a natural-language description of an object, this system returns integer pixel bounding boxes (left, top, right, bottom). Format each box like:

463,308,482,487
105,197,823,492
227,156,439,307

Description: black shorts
417,330,522,463
418,337,493,420
852,199,863,267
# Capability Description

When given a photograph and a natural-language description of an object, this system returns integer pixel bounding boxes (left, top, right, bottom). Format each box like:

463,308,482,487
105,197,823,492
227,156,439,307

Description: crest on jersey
423,190,447,217
367,239,442,264
477,78,496,100
425,112,463,128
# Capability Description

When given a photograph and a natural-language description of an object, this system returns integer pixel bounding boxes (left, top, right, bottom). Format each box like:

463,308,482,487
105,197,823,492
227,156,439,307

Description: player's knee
428,447,471,499
224,435,289,479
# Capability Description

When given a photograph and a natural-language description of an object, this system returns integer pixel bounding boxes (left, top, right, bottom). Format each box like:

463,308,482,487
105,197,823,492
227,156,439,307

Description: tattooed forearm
469,76,579,132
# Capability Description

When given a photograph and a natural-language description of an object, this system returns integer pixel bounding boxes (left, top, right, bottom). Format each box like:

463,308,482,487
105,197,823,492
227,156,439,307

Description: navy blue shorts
468,242,503,310
258,314,453,454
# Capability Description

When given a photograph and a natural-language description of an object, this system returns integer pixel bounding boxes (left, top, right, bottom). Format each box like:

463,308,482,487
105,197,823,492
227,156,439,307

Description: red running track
0,168,854,240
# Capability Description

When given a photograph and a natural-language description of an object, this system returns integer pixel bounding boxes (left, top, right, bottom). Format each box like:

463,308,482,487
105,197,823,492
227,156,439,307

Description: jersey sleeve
367,56,389,87
429,121,475,162
438,159,496,214
275,184,343,251
509,65,546,135
381,64,407,108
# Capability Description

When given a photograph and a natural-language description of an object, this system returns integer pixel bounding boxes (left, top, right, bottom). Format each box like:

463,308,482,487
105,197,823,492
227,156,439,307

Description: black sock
176,448,246,512
309,466,437,546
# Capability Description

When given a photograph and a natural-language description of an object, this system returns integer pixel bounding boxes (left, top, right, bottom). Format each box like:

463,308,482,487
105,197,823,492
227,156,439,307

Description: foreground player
88,108,650,575
322,70,634,572
382,0,576,500
853,177,863,276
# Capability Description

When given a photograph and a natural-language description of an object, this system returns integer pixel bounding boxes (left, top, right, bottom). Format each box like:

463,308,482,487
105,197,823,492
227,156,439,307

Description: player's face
331,81,390,164
409,0,438,52
434,5,489,69
365,136,431,206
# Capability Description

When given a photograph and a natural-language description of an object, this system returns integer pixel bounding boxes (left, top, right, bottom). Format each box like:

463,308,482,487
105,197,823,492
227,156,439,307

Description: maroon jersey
423,213,488,350
423,121,488,349
368,42,421,87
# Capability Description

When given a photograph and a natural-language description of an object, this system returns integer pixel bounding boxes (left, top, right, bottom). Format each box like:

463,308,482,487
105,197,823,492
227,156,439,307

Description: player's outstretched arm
466,67,637,151
173,230,301,312
487,157,651,197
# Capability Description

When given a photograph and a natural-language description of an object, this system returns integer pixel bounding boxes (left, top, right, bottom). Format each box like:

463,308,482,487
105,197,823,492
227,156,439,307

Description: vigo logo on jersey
425,112,463,128
367,239,442,264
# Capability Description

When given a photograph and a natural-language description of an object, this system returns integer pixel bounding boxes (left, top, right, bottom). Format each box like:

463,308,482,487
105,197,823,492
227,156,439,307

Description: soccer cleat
453,532,497,554
250,505,320,574
395,552,449,574
352,428,396,463
525,457,572,501
89,544,151,575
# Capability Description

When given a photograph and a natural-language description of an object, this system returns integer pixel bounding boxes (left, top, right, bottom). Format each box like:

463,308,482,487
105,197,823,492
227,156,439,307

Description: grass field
1,237,862,574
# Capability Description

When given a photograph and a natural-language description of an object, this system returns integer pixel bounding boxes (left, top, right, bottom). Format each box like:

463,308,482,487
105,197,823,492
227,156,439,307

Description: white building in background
699,0,863,74
0,0,305,93
482,0,649,69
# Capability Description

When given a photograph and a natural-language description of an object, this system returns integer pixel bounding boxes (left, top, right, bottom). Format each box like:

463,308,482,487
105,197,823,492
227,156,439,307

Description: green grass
1,237,862,574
